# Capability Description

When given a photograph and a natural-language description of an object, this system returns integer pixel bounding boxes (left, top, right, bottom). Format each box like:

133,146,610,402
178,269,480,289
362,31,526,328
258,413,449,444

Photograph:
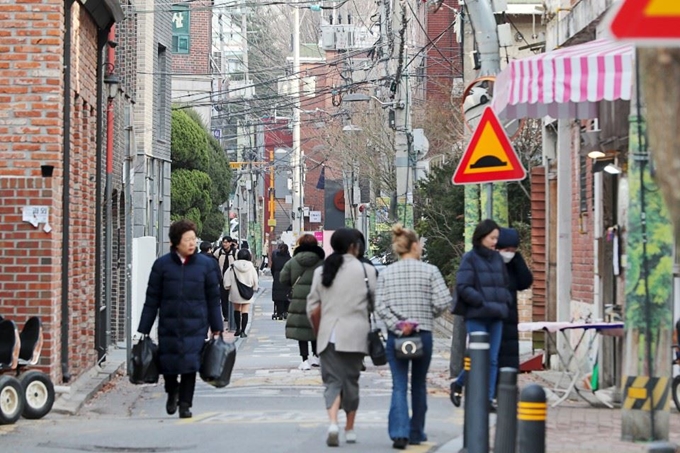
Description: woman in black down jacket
495,227,533,372
137,220,224,419
270,243,291,320
451,219,510,409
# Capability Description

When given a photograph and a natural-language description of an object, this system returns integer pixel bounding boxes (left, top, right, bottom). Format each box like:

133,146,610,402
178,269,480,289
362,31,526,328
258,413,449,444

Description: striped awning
492,39,635,120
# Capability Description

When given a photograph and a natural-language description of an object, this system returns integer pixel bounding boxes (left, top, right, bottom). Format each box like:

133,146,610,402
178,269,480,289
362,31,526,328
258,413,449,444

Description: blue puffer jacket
456,246,511,321
138,251,224,374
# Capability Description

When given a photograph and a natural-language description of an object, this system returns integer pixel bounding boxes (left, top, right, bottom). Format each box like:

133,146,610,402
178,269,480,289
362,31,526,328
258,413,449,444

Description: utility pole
390,0,412,228
291,1,302,235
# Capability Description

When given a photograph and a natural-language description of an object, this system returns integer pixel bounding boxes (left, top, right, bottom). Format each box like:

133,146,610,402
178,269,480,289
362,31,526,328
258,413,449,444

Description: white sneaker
298,360,311,371
310,356,320,367
327,424,339,447
345,430,356,443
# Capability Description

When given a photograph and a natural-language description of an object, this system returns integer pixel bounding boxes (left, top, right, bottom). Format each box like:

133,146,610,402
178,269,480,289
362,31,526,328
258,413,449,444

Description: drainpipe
104,25,116,357
61,0,74,384
95,30,106,361
124,104,135,371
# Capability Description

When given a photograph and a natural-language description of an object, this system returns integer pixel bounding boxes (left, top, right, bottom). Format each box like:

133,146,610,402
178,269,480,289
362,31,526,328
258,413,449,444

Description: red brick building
171,0,213,126
0,0,123,383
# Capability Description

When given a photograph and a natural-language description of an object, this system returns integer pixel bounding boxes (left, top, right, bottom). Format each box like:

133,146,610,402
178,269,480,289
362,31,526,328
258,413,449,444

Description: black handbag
362,265,387,366
394,333,424,360
368,315,387,366
129,335,159,384
200,336,237,388
232,267,254,300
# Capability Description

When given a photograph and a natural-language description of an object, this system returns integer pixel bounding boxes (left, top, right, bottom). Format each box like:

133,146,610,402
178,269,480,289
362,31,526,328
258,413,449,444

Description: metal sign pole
485,183,493,219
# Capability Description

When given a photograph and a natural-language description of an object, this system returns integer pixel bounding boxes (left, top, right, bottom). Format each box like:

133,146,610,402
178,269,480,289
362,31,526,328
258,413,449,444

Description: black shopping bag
199,336,236,388
129,336,159,384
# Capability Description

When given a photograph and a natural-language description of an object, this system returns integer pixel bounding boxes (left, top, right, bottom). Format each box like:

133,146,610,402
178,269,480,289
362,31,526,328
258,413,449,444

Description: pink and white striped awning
492,39,635,120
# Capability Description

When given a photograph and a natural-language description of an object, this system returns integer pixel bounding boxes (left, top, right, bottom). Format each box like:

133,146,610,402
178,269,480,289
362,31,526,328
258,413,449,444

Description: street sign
452,107,526,185
609,0,680,43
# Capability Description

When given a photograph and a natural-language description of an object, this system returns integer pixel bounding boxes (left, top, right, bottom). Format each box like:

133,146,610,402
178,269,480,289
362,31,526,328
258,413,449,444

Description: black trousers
219,288,230,320
164,372,197,407
299,340,317,359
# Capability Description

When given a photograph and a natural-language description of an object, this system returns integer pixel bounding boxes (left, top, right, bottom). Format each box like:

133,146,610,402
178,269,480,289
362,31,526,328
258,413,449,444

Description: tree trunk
639,49,680,244
620,50,676,441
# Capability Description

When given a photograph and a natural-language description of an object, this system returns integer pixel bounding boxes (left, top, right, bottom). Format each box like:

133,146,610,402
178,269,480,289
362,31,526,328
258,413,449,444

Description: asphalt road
0,278,462,452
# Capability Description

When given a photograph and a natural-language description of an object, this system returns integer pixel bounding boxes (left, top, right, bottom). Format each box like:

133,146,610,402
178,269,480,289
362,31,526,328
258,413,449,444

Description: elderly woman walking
374,225,451,449
307,228,377,447
137,219,223,419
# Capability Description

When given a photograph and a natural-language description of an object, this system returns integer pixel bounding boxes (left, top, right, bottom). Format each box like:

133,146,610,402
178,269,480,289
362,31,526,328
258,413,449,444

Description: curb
52,348,126,416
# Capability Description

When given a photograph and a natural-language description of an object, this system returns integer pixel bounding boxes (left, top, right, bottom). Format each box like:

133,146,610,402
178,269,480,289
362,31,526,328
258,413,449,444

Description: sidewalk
432,364,680,452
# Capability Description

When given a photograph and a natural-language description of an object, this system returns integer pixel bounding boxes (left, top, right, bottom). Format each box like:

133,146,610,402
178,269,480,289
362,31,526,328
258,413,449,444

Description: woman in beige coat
306,228,377,447
223,249,259,338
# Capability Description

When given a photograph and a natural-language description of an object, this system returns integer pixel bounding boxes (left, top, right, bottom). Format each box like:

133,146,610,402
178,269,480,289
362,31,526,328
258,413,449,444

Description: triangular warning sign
609,0,680,41
452,107,526,185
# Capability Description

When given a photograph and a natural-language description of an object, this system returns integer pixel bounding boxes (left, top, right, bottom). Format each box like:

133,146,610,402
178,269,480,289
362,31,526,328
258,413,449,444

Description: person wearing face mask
450,219,511,412
495,227,533,375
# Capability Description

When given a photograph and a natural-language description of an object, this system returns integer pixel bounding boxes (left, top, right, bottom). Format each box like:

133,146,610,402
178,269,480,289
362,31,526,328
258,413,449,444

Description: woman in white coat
223,249,259,337
306,228,377,447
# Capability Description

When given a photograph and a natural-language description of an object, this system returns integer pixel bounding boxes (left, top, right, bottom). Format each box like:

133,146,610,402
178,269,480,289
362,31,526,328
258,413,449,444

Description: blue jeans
385,330,433,443
454,319,503,401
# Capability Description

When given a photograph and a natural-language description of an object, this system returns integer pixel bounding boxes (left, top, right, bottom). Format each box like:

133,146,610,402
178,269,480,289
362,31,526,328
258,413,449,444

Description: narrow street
0,278,461,452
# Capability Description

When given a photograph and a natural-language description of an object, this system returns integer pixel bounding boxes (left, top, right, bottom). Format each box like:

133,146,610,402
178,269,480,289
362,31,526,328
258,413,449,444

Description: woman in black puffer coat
270,243,291,320
138,220,224,419
451,219,511,409
495,228,533,372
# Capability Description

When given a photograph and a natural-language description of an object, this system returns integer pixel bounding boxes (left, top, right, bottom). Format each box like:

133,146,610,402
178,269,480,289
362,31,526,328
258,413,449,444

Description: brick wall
0,0,66,381
571,128,594,304
66,3,100,376
171,0,211,74
0,179,62,381
426,0,461,102
0,0,104,381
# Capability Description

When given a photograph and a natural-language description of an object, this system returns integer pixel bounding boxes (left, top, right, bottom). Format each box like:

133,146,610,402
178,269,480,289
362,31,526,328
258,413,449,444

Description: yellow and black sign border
623,376,670,411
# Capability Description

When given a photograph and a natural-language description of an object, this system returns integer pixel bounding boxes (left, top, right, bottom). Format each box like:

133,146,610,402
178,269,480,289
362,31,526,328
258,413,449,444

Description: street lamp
103,71,120,100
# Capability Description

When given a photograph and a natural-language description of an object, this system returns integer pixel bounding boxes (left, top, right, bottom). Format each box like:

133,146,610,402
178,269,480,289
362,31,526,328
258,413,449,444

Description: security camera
463,87,490,113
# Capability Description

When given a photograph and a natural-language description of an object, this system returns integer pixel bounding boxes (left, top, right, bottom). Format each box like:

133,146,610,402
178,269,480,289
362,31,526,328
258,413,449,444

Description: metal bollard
465,332,490,453
518,384,546,453
462,353,471,448
647,442,678,453
494,368,518,453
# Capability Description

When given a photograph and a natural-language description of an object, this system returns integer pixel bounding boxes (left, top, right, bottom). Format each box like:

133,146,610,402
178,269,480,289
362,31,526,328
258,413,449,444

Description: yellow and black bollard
462,353,471,448
518,384,546,453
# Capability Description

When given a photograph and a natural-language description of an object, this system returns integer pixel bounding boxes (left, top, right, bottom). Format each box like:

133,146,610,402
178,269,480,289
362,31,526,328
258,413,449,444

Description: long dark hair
322,228,359,287
472,219,500,248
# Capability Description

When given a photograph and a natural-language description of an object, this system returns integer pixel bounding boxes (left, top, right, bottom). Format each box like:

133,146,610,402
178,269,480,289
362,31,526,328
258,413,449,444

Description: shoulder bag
388,301,424,361
286,275,301,300
232,267,254,300
394,333,424,360
363,264,387,366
